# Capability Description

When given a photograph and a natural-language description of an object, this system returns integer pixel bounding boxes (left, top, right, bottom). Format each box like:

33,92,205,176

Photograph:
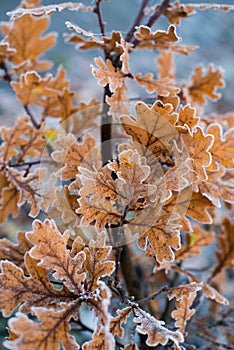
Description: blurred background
0,1,234,348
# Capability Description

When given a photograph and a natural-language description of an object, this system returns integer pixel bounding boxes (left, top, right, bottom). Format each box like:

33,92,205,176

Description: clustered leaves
0,0,234,349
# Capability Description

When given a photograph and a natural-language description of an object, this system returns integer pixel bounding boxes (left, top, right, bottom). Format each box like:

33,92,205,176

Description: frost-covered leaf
0,232,32,271
202,283,229,305
171,291,197,334
135,73,179,96
184,65,225,105
175,225,215,263
92,57,125,92
133,307,184,347
27,219,86,293
52,133,100,180
109,307,132,338
207,124,234,170
84,232,115,291
176,104,199,133
181,126,213,181
1,14,56,72
157,51,175,80
168,282,202,300
0,253,73,317
5,303,80,350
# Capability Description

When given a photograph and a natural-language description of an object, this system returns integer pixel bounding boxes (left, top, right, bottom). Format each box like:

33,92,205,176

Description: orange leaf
135,73,179,96
171,291,197,334
1,14,56,72
27,219,86,293
202,283,229,305
92,56,125,92
181,126,213,181
84,232,115,291
157,51,175,81
109,307,132,338
0,253,73,317
5,303,80,350
133,307,184,347
184,65,225,105
0,232,32,271
207,123,234,170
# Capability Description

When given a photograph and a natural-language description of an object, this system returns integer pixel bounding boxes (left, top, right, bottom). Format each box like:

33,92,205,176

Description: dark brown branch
197,333,234,350
125,0,149,43
137,286,169,305
93,0,106,37
23,104,40,130
131,0,171,47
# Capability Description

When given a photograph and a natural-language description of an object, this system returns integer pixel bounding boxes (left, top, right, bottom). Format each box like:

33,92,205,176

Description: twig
125,0,149,43
8,159,52,168
93,0,106,37
131,0,171,47
137,286,169,305
197,333,234,350
23,104,40,129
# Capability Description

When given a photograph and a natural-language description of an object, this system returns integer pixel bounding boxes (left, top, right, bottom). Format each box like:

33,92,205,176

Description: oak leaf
137,211,181,263
0,253,73,317
5,303,80,350
84,232,115,291
135,73,179,96
27,219,86,293
164,188,214,224
168,282,202,300
175,225,215,263
184,65,225,105
0,42,15,63
121,101,178,162
92,57,125,92
122,344,139,350
0,232,32,271
171,291,197,334
52,133,100,180
109,307,132,338
82,329,115,350
207,123,234,170
1,14,56,72
0,175,20,224
157,51,175,80
210,218,234,279
176,104,199,133
134,24,195,55
202,283,229,305
106,84,130,119
181,126,213,181
133,307,184,347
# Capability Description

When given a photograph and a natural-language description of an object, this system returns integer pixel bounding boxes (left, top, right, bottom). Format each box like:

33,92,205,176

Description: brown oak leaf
176,104,199,133
184,65,225,105
171,291,197,334
168,282,202,300
52,133,100,180
82,329,115,350
106,84,130,120
92,56,125,92
1,14,56,72
135,73,179,96
0,253,73,317
157,51,175,81
133,307,184,347
0,232,32,271
181,126,213,181
207,123,234,170
202,283,229,305
109,307,132,338
0,174,20,224
84,232,115,291
5,303,80,350
27,219,86,293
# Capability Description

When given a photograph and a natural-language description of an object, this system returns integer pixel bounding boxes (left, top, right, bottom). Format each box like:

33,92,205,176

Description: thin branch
23,104,40,129
125,0,149,43
9,159,53,168
137,286,169,304
131,0,171,47
197,333,234,350
93,0,106,37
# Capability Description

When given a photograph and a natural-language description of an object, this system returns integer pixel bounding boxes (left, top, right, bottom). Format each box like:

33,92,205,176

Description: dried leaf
0,232,32,271
0,176,20,224
121,101,178,161
135,73,179,96
27,219,86,293
181,126,214,181
122,344,139,350
84,232,115,291
106,84,130,119
184,65,225,105
133,307,184,347
134,24,195,55
82,329,115,350
52,133,100,180
5,303,80,350
157,51,175,80
92,57,125,92
202,283,229,305
176,104,199,133
171,291,197,334
110,307,132,338
175,225,215,263
137,211,181,264
0,42,15,63
168,282,202,300
207,123,234,170
0,253,73,317
1,14,56,72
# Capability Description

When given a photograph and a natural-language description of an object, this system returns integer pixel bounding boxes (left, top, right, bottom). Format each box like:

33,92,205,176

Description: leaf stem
125,0,149,43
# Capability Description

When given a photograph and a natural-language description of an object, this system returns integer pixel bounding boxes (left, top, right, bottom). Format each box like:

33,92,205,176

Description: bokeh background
0,0,234,348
